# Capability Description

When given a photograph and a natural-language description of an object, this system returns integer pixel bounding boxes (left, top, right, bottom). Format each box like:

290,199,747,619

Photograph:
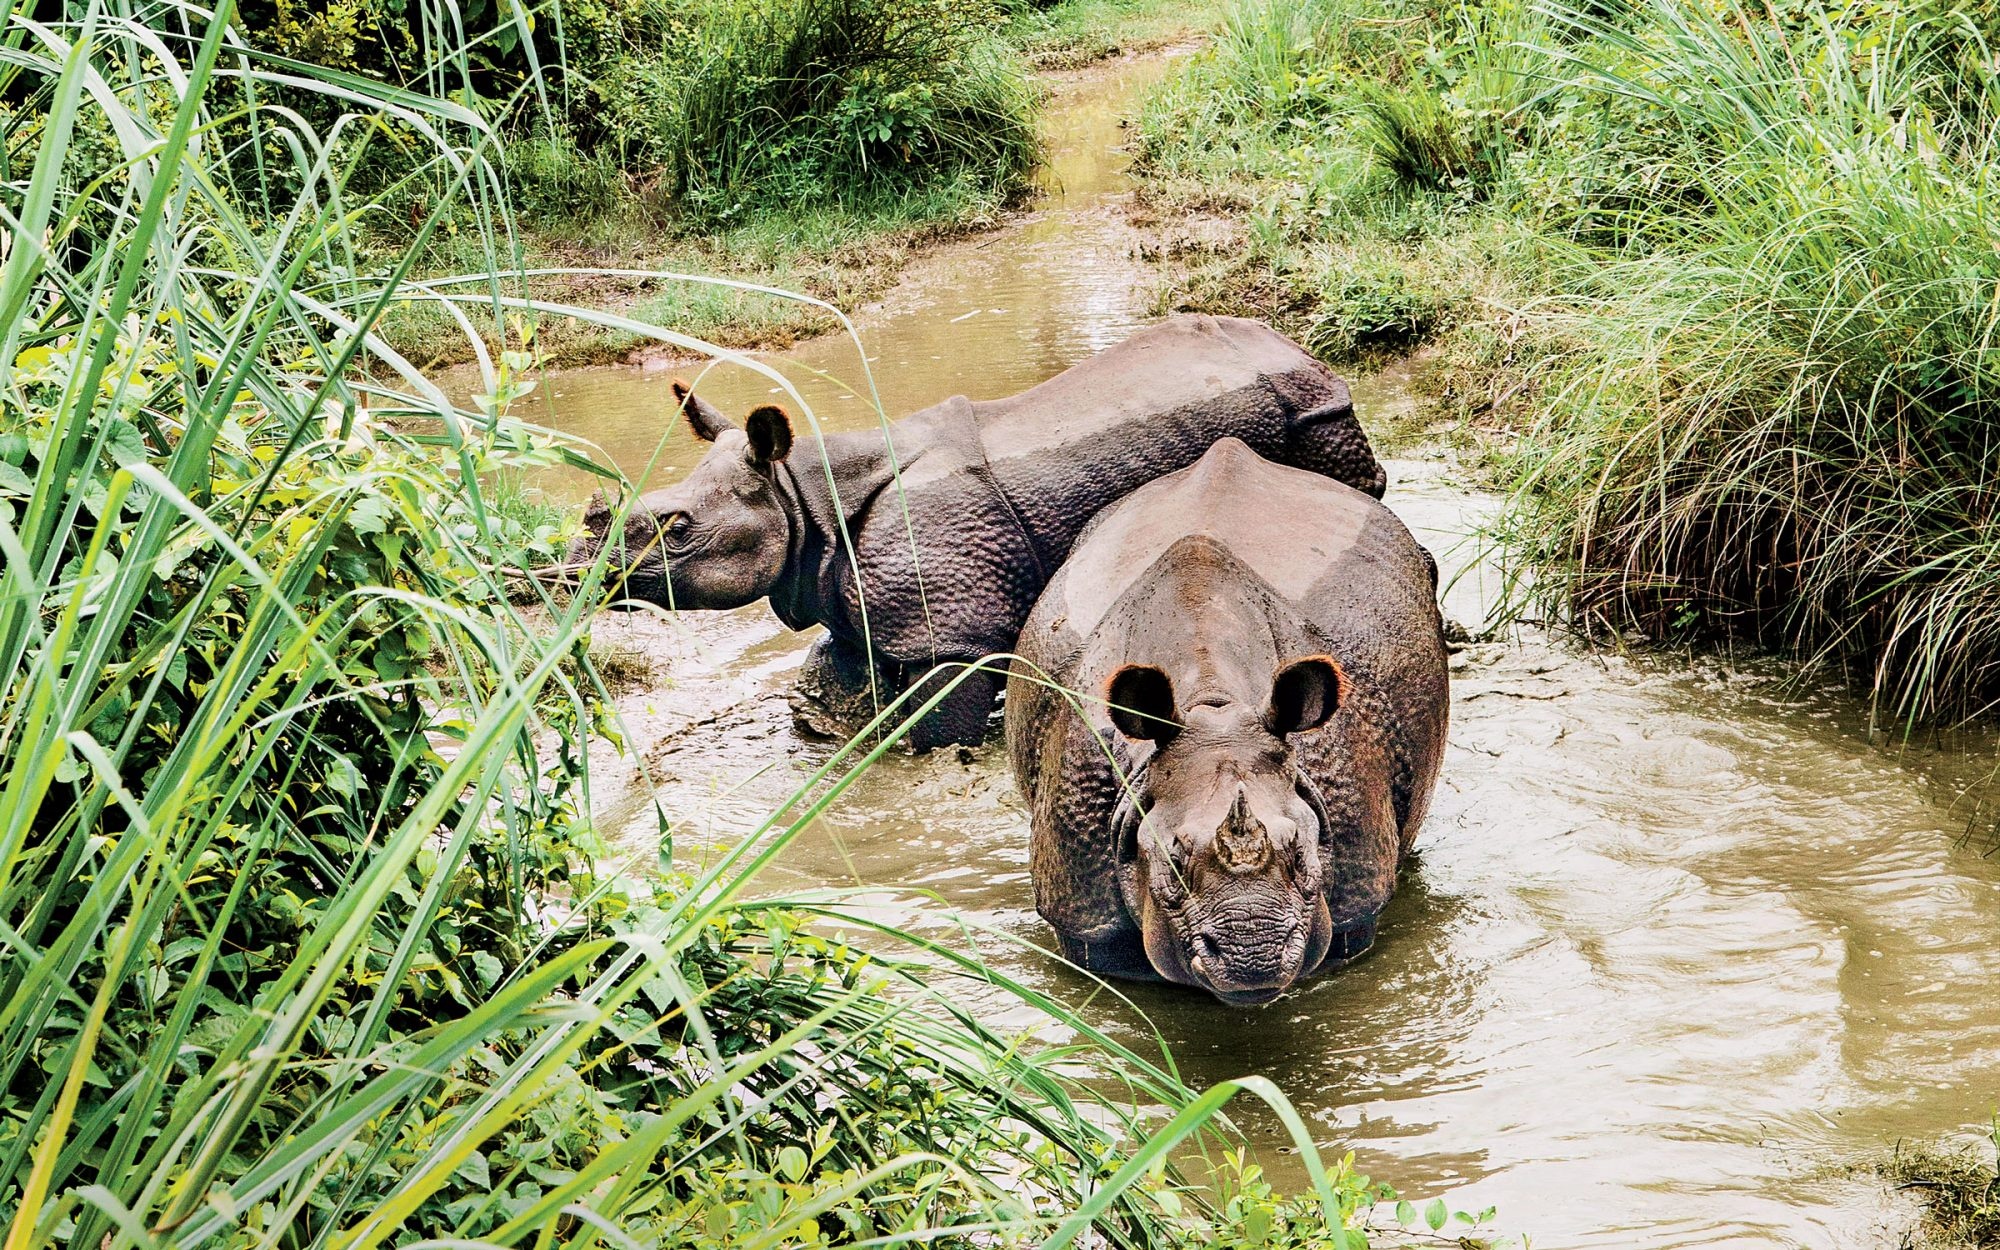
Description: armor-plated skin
1005,439,1448,1004
572,316,1387,751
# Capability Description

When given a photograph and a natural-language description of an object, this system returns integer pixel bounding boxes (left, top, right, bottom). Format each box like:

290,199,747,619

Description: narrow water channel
509,50,2000,1250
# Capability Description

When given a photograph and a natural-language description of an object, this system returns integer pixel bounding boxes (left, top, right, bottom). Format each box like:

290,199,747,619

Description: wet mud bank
515,46,2000,1250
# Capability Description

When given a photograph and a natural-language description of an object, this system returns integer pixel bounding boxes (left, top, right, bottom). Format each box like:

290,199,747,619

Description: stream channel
497,50,2000,1250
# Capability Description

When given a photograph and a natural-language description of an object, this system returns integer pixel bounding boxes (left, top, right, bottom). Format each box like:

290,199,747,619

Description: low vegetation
1889,1124,2000,1247
1131,0,1531,370
0,3,1502,1248
232,0,1206,367
1135,0,2000,727
1004,0,1214,68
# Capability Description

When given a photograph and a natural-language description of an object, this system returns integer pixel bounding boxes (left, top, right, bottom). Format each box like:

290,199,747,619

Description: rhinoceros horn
1215,786,1272,873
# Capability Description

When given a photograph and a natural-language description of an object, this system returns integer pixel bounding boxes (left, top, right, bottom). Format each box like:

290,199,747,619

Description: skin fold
569,315,1387,751
1005,439,1449,1004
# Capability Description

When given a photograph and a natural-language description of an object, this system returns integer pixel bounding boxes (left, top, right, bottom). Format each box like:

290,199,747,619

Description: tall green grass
1489,0,2000,725
664,0,1040,218
1137,0,2000,724
0,2,1430,1247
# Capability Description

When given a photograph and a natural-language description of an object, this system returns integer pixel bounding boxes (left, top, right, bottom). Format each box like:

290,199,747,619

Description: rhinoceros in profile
1005,438,1448,1005
571,315,1386,751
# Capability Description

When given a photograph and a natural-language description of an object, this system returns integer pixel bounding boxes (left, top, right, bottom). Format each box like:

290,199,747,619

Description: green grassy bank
277,0,1217,368
1134,0,2000,728
0,2,1510,1247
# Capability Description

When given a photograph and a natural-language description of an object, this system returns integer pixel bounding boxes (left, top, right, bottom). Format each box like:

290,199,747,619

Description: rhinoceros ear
671,377,735,442
745,404,794,467
1267,655,1346,736
1107,664,1179,744
584,488,614,528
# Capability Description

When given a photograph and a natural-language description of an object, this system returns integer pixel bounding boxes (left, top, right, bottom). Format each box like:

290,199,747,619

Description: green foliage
1136,0,2000,723
1129,0,1532,365
1486,0,2000,723
1304,259,1453,359
501,128,627,222
1001,0,1201,70
1213,0,1333,119
230,0,1038,229
660,0,1040,220
1887,1120,2000,1247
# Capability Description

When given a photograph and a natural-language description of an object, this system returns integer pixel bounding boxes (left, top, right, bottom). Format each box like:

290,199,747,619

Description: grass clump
1487,0,2000,725
1889,1124,2000,1247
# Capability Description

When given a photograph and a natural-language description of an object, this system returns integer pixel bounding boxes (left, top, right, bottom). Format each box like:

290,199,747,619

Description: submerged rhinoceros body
1005,439,1448,1005
574,315,1386,750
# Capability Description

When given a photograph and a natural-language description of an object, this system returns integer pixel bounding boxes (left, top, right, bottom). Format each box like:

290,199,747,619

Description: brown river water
483,51,2000,1250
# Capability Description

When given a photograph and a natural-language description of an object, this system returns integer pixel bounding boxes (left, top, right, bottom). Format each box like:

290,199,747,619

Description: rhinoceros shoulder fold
1046,441,1404,640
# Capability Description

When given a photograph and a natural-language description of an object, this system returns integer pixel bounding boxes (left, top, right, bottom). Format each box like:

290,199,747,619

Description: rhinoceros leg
790,634,893,740
900,661,1006,752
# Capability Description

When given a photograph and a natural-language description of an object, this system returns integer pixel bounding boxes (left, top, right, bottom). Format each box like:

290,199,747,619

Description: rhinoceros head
1104,656,1345,1006
569,379,796,610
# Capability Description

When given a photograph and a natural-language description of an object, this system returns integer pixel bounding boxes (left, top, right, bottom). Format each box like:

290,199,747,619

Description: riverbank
1121,5,1533,466
379,0,1218,371
1124,0,2000,728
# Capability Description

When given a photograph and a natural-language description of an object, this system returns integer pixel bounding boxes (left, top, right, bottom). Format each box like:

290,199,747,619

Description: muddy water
509,56,1167,492
515,52,2000,1250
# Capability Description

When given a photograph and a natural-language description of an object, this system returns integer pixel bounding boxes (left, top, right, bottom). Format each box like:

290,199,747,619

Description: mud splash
513,49,2000,1250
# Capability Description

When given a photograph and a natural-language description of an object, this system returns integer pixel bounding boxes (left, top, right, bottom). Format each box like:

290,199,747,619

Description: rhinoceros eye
659,512,693,546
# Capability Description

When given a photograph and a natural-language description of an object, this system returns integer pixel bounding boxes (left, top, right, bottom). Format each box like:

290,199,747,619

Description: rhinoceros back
970,316,1379,574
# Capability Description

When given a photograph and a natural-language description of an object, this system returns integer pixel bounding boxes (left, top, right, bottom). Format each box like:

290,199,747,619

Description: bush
663,0,1040,218
227,0,1037,232
1489,0,2000,723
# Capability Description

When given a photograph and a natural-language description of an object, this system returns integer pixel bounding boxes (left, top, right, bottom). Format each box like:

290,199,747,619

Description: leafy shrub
226,0,1039,229
663,0,1039,217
